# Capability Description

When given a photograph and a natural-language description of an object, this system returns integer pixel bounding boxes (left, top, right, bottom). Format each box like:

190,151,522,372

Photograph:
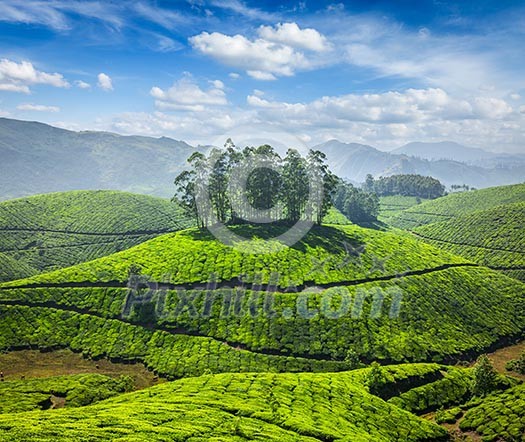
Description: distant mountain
0,118,524,200
0,118,201,201
314,139,525,188
392,141,525,168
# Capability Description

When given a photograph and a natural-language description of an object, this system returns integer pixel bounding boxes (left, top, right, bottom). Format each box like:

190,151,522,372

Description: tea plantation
0,187,523,441
0,373,133,413
0,367,453,441
388,183,525,229
412,202,525,281
0,190,194,279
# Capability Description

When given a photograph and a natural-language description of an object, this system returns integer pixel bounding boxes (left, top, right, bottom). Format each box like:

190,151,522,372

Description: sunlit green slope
0,190,193,279
0,365,451,441
412,202,525,281
388,183,525,229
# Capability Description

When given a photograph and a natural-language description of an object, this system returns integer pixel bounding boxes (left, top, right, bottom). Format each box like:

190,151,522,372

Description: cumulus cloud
97,73,113,91
17,103,60,112
0,58,69,93
258,22,330,52
75,80,91,89
190,22,330,80
246,88,515,124
150,77,227,111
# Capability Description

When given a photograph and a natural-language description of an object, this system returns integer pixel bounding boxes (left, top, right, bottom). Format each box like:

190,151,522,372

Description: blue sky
0,0,524,152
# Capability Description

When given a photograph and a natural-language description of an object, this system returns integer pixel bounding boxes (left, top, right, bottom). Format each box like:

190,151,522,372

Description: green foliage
434,407,462,424
459,383,525,441
1,265,523,364
0,190,193,280
505,351,525,375
378,195,427,222
365,362,386,395
387,367,473,413
321,207,352,225
412,202,525,281
333,181,379,222
173,145,337,227
388,182,525,229
0,373,133,413
366,174,445,199
2,223,469,288
0,305,348,378
0,252,36,282
472,354,498,397
0,369,448,441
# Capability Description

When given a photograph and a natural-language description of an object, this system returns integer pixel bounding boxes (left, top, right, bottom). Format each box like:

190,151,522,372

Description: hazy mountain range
314,140,525,188
0,117,523,201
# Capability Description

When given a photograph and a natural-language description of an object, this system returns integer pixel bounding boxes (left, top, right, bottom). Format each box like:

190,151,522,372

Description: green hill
0,373,133,413
388,183,525,229
1,224,523,370
378,195,427,223
0,252,37,283
412,202,525,281
0,190,193,280
0,365,451,441
459,383,525,441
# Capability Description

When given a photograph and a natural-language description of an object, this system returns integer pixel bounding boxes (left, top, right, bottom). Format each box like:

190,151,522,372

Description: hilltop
1,118,524,203
387,183,525,229
0,190,193,279
412,202,525,281
0,364,459,441
0,118,202,201
1,223,523,369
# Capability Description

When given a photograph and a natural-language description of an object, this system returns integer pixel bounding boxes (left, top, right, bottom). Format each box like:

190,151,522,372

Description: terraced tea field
0,190,194,280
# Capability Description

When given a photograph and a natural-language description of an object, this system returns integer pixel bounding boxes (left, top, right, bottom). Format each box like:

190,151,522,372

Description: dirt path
0,349,162,389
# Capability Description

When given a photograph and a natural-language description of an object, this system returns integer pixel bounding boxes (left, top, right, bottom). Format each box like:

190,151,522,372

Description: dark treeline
332,182,379,223
173,141,338,228
363,174,445,199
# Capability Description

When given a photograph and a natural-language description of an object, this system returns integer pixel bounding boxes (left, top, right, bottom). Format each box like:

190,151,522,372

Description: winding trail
0,262,482,293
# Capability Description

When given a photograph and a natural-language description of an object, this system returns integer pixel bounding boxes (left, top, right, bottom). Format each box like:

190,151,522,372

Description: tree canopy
173,143,337,228
364,174,445,199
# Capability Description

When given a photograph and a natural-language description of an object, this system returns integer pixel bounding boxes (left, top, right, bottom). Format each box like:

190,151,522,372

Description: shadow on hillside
178,224,366,255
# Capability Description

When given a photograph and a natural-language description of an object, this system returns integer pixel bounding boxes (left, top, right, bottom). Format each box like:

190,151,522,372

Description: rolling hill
0,190,194,280
411,202,525,281
0,117,202,201
387,183,525,229
0,252,37,283
392,141,525,169
0,364,457,441
314,139,525,189
1,224,523,370
1,118,524,203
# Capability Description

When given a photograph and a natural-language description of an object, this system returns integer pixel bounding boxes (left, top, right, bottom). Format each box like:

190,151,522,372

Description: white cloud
510,93,521,100
246,88,516,124
258,22,330,52
0,109,10,117
190,23,329,80
209,0,277,21
75,80,91,89
210,79,224,89
17,103,60,112
97,73,113,91
229,72,240,79
247,71,277,81
0,0,122,31
133,2,185,30
150,77,227,111
0,59,69,93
